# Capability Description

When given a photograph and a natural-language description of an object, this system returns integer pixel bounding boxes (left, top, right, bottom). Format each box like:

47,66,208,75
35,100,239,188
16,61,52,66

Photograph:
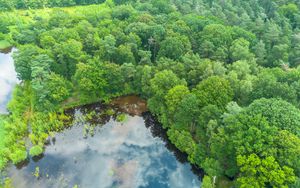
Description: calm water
0,48,18,114
7,101,202,188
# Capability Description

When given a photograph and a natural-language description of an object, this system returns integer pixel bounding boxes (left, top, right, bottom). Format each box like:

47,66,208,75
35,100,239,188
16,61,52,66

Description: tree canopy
1,0,300,187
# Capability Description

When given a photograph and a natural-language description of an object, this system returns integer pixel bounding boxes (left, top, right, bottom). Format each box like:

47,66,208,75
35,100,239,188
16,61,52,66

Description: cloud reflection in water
9,113,200,188
0,49,18,114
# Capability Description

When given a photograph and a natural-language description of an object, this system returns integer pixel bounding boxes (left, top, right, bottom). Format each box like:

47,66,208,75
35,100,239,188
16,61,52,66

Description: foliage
1,1,300,187
193,76,233,109
237,154,296,187
201,175,214,188
29,145,43,157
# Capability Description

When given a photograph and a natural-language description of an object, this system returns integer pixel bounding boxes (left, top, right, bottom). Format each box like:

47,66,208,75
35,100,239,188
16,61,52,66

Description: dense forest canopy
0,0,300,187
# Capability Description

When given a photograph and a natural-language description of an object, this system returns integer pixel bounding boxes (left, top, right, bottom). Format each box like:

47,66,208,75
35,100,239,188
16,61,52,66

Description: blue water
8,109,201,188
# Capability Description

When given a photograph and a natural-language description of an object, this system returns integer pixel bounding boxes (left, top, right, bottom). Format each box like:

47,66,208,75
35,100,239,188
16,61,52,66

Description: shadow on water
6,96,203,188
0,47,13,54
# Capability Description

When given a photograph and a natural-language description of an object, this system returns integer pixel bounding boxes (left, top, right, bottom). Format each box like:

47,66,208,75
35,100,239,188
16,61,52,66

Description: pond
6,98,202,188
0,49,202,187
0,48,18,114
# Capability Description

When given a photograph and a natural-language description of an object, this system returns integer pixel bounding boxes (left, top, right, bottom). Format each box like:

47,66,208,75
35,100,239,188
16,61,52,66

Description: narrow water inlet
0,48,18,114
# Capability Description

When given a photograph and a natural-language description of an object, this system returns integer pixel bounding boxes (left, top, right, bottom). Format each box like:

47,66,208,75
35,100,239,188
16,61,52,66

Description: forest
0,0,300,187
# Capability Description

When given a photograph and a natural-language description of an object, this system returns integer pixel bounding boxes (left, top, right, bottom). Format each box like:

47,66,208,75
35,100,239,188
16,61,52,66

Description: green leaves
246,98,300,136
167,127,197,163
158,34,191,60
165,85,190,116
193,76,233,109
10,148,27,165
237,154,296,188
29,145,43,157
74,61,108,101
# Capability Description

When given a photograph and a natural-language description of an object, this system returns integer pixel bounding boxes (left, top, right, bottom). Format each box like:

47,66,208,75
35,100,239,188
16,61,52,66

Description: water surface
0,48,18,114
8,101,201,188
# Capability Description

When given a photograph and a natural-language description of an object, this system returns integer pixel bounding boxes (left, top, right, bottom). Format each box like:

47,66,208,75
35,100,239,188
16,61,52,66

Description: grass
0,4,110,23
0,40,12,51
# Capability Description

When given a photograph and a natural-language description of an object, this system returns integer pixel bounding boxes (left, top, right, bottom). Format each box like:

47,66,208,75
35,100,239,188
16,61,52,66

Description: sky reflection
0,49,18,114
9,113,200,188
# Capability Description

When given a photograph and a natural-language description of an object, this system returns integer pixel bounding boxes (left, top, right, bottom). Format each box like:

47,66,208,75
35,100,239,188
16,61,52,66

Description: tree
251,72,297,105
53,39,85,79
198,24,232,61
211,98,300,179
157,34,191,60
30,55,70,111
253,40,267,66
193,76,233,109
201,176,214,188
13,44,42,80
274,130,300,175
149,70,186,99
279,3,299,28
111,5,135,20
138,50,152,64
114,44,135,64
97,34,116,62
165,85,190,118
269,44,289,67
174,93,201,132
74,61,108,101
45,73,71,105
229,38,254,62
246,98,300,136
167,127,197,164
148,70,186,126
237,154,296,188
98,62,124,96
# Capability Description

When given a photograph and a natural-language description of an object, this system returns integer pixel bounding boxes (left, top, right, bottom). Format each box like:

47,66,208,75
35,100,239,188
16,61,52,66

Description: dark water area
7,97,202,188
0,48,18,114
111,95,148,116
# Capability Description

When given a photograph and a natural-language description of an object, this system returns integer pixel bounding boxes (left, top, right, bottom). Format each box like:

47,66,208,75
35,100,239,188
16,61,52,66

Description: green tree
193,76,233,109
74,61,108,101
229,38,254,62
201,175,214,188
13,45,42,80
157,34,191,60
237,154,296,188
148,70,186,126
173,93,201,132
246,98,300,136
167,127,197,163
165,85,190,118
114,44,135,64
53,39,84,79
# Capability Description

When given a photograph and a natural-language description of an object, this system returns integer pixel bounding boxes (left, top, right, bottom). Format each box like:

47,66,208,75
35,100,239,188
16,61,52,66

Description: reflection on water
0,48,18,114
8,104,201,188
